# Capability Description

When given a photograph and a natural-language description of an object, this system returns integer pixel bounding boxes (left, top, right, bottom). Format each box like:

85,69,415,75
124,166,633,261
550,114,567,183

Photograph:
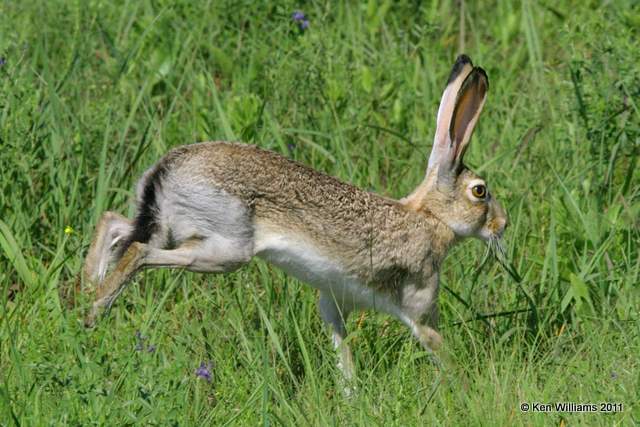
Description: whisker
487,236,522,283
481,239,492,262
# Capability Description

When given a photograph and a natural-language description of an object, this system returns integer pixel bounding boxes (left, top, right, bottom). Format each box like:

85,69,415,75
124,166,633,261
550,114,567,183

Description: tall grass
1,1,638,425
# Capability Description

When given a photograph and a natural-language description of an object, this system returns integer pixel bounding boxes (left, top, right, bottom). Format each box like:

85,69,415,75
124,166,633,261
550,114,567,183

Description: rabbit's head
403,55,507,242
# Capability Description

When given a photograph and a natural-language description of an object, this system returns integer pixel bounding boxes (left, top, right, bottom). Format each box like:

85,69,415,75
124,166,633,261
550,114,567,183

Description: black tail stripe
118,163,168,255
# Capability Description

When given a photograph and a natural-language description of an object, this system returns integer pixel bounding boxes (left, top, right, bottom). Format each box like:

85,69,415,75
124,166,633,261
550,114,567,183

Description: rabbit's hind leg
82,211,133,288
84,241,148,327
84,235,253,327
144,233,253,273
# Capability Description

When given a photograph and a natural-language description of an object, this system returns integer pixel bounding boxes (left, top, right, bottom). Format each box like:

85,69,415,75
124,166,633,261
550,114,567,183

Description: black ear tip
462,67,489,92
474,67,489,88
456,54,473,65
474,66,488,79
447,54,474,84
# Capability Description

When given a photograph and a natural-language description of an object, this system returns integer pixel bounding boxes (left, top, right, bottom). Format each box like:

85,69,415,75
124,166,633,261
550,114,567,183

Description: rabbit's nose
491,202,508,235
492,216,507,237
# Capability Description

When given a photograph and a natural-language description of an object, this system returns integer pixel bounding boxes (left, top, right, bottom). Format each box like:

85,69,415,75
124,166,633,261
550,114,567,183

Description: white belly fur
253,224,400,316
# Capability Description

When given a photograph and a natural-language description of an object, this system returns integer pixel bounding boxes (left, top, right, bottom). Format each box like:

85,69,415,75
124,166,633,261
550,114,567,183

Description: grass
1,0,639,425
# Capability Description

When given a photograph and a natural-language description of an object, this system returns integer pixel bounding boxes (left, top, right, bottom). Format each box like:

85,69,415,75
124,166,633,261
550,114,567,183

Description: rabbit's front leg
318,292,355,389
410,320,443,352
400,278,443,353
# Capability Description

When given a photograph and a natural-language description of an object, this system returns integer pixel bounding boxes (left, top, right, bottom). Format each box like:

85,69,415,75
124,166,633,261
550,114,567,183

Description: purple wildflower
291,11,309,31
0,58,5,67
195,361,213,382
135,330,154,352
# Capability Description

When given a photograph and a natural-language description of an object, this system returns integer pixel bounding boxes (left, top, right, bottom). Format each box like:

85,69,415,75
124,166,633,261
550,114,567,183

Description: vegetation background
1,0,638,425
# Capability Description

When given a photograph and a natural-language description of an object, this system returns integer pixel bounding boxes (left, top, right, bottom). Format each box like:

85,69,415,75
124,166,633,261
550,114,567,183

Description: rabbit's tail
116,161,170,258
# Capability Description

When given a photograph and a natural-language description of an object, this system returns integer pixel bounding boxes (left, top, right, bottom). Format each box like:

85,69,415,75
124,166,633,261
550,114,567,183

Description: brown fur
163,141,457,291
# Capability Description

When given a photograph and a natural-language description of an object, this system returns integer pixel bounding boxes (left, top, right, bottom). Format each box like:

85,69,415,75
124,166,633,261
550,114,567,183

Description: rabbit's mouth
480,217,507,240
477,197,508,241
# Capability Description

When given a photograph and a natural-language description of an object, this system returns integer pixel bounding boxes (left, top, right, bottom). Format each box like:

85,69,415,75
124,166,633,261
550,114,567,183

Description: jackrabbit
83,55,507,380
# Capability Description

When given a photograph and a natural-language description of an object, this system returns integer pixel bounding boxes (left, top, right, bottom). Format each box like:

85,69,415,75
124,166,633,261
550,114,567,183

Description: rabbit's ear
448,67,488,170
427,55,474,173
403,59,488,210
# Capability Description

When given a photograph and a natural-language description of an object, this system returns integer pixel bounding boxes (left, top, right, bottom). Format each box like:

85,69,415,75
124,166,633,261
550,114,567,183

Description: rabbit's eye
471,185,487,199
